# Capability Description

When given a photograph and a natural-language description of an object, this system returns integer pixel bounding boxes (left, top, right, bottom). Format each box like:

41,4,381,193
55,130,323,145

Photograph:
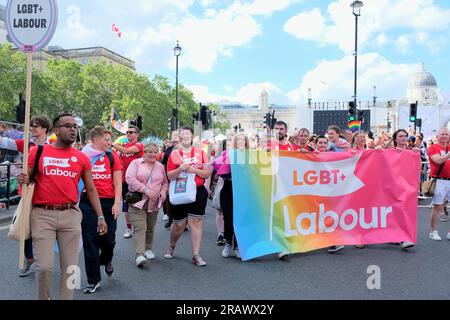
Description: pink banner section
270,149,421,253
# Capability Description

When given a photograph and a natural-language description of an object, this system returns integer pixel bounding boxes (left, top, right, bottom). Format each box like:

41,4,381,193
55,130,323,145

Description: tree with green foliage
0,44,231,140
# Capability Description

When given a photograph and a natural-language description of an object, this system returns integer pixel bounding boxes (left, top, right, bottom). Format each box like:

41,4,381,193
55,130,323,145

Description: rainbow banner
230,149,420,261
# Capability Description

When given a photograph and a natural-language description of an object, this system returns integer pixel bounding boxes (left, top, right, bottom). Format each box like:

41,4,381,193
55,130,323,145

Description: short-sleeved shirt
91,151,122,198
119,142,144,181
428,143,450,179
269,140,298,151
276,142,298,151
167,147,209,187
28,145,91,205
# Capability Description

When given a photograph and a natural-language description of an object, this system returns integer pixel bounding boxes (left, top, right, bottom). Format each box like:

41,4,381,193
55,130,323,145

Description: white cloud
187,82,299,106
229,0,303,17
128,6,263,73
395,35,411,53
298,53,419,102
284,0,450,53
47,0,302,73
188,53,419,106
376,34,388,47
126,0,303,73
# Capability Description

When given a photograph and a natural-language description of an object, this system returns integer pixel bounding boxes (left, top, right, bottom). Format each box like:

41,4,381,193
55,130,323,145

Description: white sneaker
327,245,344,253
144,250,155,260
163,214,169,222
123,229,133,239
401,241,415,249
440,214,448,222
278,252,289,260
429,231,442,241
233,248,241,259
222,244,233,258
135,255,147,268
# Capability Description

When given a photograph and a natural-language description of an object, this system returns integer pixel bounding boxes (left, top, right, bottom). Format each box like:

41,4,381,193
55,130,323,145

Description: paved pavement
0,199,450,300
0,205,15,225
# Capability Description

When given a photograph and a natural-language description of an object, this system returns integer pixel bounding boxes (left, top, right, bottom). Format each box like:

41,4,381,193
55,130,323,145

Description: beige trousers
128,206,158,257
30,206,82,300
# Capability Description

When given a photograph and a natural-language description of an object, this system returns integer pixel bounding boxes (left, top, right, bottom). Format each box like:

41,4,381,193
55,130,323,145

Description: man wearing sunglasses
0,116,51,277
113,125,144,239
17,113,106,300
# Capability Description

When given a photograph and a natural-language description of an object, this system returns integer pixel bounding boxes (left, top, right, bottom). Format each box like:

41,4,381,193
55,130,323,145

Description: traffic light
192,113,199,124
136,115,142,130
409,103,417,122
348,101,356,122
271,117,277,130
16,94,25,124
200,104,207,123
357,109,364,122
415,118,422,128
264,113,271,127
168,118,176,131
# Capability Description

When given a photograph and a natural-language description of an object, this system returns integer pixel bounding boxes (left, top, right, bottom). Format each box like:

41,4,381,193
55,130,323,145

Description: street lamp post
351,1,363,108
308,88,312,108
174,40,182,129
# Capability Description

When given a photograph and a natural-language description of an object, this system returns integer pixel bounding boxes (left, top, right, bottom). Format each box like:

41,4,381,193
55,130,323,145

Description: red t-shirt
428,144,450,178
91,151,122,198
273,142,298,151
28,145,91,205
119,142,144,181
15,139,26,153
167,147,209,187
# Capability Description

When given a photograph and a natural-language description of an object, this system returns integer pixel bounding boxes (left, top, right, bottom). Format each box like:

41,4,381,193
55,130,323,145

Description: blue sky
2,0,450,106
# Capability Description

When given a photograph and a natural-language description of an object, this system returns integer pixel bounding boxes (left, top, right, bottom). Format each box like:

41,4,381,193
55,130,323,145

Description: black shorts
171,186,208,223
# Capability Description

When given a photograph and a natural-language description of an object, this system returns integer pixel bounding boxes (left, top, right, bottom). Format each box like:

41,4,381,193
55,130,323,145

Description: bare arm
112,170,122,219
167,163,190,180
114,144,140,155
186,163,213,179
431,153,450,165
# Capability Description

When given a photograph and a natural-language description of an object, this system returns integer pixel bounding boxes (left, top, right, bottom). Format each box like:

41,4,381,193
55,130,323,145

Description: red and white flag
112,22,122,38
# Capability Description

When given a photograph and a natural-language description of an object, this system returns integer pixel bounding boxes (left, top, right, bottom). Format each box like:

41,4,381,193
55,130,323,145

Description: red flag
112,22,122,38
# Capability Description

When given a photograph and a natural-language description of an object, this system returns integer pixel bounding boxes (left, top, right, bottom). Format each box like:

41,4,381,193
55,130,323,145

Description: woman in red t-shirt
164,126,213,266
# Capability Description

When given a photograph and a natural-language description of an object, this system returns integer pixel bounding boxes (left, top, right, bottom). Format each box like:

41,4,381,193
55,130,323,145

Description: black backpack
105,151,115,171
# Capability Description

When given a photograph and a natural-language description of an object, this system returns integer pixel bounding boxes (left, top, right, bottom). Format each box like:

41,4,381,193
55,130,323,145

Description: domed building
406,63,442,106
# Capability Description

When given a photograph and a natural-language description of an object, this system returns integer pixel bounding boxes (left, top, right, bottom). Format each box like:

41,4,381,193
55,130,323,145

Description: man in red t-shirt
113,125,144,239
428,128,450,241
294,128,315,152
271,121,295,260
80,127,122,293
272,121,298,152
18,114,106,300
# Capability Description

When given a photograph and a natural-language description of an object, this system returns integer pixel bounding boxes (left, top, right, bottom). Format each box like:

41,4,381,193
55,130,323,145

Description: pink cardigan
125,159,168,212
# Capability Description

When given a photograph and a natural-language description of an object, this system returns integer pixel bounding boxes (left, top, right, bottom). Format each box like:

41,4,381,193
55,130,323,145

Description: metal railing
0,162,22,209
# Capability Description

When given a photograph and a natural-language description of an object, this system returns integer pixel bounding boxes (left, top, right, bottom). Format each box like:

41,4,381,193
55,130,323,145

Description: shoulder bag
8,145,44,241
421,146,448,197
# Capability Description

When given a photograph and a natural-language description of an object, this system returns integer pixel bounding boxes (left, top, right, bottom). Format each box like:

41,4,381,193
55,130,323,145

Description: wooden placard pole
19,51,33,270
